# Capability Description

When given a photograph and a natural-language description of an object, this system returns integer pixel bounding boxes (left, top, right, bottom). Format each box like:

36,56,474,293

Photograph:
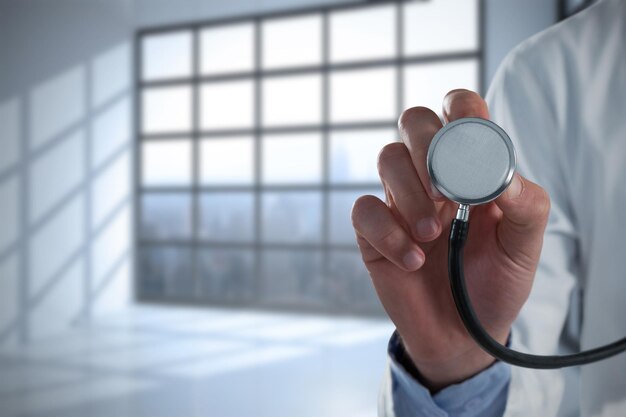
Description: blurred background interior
0,0,593,416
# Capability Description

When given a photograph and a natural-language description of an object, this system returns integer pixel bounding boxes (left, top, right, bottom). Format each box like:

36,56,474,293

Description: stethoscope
428,117,626,369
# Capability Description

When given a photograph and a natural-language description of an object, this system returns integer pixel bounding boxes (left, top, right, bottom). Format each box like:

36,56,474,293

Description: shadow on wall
0,41,134,346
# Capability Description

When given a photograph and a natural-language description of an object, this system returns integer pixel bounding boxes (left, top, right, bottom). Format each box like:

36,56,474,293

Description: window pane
330,129,394,183
200,80,254,130
139,247,194,298
262,14,322,69
199,249,255,301
404,0,478,56
142,86,192,134
141,193,192,239
142,140,191,186
261,192,322,243
330,68,395,123
329,189,384,244
199,192,254,242
200,136,254,185
330,4,396,63
260,249,324,307
262,133,322,184
200,23,254,75
262,74,321,126
328,251,383,312
404,60,479,115
142,31,192,81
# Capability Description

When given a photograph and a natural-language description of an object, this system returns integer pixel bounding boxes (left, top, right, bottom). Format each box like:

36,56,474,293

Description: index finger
397,106,444,201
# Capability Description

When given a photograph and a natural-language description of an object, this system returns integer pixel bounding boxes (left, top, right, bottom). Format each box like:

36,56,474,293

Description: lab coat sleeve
486,40,580,417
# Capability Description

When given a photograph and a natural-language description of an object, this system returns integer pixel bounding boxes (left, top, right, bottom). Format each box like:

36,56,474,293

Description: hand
351,90,551,391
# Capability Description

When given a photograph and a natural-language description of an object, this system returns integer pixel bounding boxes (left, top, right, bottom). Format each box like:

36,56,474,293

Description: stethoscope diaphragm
427,117,517,206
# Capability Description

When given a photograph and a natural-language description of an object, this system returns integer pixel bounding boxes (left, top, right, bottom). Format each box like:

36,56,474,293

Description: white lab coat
382,0,626,415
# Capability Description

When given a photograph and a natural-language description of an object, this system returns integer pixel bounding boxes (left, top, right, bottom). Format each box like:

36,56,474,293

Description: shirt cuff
388,330,511,416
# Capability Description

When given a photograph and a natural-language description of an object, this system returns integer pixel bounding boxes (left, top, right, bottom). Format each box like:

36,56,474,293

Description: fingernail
430,183,444,199
505,174,523,199
403,250,424,270
416,217,440,240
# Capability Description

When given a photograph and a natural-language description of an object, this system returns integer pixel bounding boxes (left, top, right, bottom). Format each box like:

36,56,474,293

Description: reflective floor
0,306,394,417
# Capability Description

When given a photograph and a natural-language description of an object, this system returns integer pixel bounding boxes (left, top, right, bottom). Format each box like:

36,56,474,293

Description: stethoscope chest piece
427,118,517,206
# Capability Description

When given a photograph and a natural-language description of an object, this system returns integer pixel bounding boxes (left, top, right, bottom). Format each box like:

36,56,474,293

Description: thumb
493,173,551,270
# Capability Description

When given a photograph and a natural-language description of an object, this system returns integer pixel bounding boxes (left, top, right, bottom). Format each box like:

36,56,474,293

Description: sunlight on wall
29,128,86,225
88,40,133,320
0,38,133,345
0,98,20,173
0,97,21,348
30,66,86,152
92,42,131,109
0,253,18,347
0,176,19,255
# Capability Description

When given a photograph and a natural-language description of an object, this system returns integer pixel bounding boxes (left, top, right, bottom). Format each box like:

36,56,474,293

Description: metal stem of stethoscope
455,204,470,222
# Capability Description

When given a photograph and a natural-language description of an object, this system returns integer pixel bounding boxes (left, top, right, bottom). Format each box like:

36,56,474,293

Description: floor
0,305,394,417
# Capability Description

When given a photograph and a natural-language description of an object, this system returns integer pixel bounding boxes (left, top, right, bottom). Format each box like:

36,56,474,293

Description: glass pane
329,189,384,245
330,128,395,183
328,251,383,312
404,0,478,56
404,59,479,115
139,247,194,298
142,31,192,80
262,14,322,69
330,68,395,123
262,133,322,184
260,249,324,307
199,249,255,301
199,192,254,242
262,74,321,126
200,136,254,185
261,192,322,243
200,23,254,75
142,86,192,134
200,80,254,130
330,4,396,63
141,193,192,239
142,140,191,186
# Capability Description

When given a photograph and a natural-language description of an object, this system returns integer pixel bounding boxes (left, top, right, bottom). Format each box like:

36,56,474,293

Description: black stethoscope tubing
448,218,626,369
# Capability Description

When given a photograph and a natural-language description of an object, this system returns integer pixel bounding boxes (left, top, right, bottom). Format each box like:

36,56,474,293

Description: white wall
0,0,558,347
0,0,134,346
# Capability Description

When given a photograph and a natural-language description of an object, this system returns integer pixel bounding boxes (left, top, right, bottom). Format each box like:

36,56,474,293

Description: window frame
134,0,485,314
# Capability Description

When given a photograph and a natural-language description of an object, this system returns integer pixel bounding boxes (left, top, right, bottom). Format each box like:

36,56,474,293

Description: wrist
400,330,510,393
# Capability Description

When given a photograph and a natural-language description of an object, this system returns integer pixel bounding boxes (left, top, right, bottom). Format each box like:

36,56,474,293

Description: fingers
397,90,489,204
494,174,551,270
397,107,444,201
352,195,425,271
377,142,441,242
442,89,490,123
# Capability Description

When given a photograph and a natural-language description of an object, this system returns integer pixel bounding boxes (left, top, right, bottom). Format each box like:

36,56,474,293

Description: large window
136,0,482,314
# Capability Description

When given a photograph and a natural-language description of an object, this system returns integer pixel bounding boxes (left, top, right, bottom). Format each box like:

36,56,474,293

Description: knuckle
396,189,427,204
377,226,405,251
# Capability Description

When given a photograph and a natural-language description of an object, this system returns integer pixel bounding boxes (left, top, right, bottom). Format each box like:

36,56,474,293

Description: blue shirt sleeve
387,331,511,417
